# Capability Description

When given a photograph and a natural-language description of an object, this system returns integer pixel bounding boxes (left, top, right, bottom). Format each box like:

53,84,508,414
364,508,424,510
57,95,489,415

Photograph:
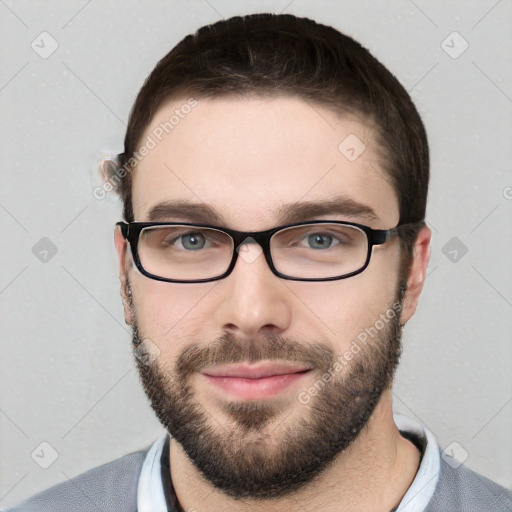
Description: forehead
132,95,398,228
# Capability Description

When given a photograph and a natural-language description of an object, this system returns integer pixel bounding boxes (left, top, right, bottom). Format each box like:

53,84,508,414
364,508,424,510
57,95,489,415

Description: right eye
170,232,207,251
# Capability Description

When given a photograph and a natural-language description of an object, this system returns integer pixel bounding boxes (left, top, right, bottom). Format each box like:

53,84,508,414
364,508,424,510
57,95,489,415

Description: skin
114,95,431,511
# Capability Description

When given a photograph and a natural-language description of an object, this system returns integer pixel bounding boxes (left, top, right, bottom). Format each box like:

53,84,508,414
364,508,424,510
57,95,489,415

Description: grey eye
181,233,206,250
307,233,334,249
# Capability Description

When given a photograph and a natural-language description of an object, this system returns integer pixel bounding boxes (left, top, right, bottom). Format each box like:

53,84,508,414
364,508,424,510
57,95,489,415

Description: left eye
305,233,338,249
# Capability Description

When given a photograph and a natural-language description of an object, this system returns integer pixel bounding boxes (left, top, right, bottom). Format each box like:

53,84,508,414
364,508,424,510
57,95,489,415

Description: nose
212,240,292,338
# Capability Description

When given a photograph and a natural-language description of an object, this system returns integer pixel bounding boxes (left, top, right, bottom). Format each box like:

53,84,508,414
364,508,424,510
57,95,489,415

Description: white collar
394,413,440,512
137,431,169,512
137,413,440,512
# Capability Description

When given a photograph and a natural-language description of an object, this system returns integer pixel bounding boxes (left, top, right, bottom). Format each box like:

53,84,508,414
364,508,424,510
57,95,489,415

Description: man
9,12,510,512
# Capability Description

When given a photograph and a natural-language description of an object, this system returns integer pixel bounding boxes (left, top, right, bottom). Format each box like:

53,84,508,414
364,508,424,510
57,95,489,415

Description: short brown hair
117,13,429,265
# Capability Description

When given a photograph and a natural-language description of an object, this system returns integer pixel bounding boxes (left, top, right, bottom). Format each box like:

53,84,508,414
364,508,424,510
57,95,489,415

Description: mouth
201,362,313,400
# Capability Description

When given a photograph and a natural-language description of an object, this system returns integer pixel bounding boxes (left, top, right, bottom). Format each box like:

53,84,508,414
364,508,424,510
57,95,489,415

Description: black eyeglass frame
116,220,426,283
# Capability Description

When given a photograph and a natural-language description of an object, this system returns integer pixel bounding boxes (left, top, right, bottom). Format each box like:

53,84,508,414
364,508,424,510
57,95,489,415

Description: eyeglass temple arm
116,221,129,239
373,220,426,245
391,220,426,239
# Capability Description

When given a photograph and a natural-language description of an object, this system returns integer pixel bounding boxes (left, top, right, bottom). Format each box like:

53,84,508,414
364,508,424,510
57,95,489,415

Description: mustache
132,323,335,379
174,332,335,378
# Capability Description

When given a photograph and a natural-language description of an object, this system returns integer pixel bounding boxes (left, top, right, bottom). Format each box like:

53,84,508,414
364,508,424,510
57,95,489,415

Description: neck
169,391,420,512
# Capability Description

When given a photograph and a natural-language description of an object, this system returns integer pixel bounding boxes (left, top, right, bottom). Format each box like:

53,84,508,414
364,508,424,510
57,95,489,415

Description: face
115,96,416,499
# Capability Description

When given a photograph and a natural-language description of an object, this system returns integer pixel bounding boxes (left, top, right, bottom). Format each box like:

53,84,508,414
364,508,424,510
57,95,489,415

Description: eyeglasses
116,220,424,283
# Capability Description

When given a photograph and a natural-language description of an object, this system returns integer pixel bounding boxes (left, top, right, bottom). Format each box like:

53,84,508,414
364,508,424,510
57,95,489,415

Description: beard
126,280,405,501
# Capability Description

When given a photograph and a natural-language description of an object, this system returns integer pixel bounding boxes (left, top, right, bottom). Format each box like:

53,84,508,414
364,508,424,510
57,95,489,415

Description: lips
202,362,313,379
201,362,313,400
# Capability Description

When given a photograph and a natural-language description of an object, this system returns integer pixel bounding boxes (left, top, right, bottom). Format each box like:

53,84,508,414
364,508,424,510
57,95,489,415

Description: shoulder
6,448,148,512
425,452,511,512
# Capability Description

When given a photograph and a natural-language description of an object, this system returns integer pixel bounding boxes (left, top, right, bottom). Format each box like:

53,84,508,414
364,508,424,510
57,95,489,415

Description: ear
400,225,431,325
114,225,134,326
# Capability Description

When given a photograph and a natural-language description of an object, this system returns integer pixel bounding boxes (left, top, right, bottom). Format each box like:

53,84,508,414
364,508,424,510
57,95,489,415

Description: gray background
1,0,511,508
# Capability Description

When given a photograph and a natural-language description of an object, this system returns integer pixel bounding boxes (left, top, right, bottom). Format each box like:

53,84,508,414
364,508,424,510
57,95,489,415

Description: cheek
289,248,401,341
130,274,216,348
287,280,377,339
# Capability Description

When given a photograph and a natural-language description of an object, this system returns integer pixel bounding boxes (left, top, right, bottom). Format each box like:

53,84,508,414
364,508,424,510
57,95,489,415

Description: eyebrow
146,196,379,226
